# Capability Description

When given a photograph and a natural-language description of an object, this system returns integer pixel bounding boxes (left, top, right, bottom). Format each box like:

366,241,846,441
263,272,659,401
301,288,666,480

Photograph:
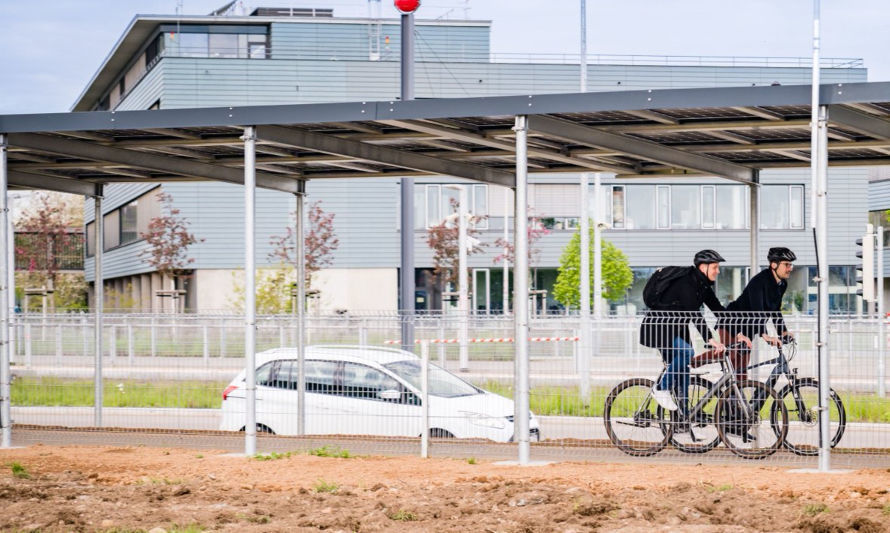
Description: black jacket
719,267,788,339
639,266,725,350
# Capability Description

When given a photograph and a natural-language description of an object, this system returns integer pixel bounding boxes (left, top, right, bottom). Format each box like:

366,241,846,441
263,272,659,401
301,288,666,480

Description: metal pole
399,10,416,353
593,173,603,317
817,104,831,471
420,340,430,458
580,0,587,93
579,173,591,401
243,126,257,456
749,172,760,278
458,185,469,371
513,115,530,465
0,133,9,448
6,193,14,365
93,187,104,427
295,188,306,435
878,226,886,397
503,188,510,315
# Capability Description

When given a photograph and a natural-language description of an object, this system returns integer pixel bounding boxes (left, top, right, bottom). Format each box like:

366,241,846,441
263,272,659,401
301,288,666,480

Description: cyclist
640,249,727,413
700,247,796,380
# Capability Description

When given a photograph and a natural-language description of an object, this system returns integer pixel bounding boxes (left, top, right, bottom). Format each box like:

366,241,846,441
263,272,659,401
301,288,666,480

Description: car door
333,362,421,437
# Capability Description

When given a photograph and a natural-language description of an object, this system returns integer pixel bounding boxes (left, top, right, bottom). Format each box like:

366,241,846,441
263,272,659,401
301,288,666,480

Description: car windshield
383,360,481,398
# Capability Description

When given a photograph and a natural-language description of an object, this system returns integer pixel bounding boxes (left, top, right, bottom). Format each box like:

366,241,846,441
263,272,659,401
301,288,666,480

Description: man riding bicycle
697,247,796,379
640,249,727,413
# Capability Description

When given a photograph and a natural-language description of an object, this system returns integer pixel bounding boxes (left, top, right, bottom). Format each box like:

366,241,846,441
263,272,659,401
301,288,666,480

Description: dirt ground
1,445,889,533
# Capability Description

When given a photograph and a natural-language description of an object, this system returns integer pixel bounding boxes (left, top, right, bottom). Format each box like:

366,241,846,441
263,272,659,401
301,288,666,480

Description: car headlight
459,411,507,429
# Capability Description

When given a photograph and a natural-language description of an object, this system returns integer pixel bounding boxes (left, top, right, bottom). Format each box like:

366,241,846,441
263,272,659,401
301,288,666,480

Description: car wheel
429,428,455,438
239,424,276,435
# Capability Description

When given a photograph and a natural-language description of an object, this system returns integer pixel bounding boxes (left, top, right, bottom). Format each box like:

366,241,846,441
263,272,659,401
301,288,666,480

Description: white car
220,345,540,442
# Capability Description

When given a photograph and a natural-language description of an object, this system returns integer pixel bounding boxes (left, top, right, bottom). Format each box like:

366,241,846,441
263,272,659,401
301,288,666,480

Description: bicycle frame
745,343,813,421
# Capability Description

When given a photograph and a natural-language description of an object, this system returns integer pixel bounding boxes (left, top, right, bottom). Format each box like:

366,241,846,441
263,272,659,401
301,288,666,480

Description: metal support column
749,171,760,277
502,188,510,315
816,104,831,471
243,126,257,456
0,133,9,448
457,185,469,370
878,226,885,397
593,173,603,317
93,186,104,427
579,173,591,401
513,116,530,464
399,10,416,353
295,187,306,434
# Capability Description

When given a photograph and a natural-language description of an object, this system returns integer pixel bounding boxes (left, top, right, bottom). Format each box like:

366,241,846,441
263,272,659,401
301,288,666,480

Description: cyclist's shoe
632,411,657,427
724,423,755,442
652,387,678,411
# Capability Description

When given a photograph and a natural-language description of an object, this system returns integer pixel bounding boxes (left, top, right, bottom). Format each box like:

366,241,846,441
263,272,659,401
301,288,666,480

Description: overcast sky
1,0,887,114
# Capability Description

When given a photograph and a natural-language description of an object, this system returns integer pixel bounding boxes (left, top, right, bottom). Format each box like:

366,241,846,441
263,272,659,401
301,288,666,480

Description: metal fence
6,310,889,467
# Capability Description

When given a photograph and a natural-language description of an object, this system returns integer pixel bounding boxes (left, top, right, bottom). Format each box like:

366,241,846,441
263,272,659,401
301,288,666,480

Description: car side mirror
378,389,401,401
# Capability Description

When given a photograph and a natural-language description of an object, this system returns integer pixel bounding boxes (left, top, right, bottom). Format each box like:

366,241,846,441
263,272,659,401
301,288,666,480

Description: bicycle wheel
603,378,670,457
669,375,720,454
715,380,787,459
777,378,846,456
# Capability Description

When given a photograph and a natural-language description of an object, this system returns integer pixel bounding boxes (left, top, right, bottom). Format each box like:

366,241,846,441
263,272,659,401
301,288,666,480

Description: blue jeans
658,337,694,414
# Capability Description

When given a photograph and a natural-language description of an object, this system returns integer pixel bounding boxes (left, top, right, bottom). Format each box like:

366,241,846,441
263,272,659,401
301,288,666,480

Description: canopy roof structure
2,82,890,196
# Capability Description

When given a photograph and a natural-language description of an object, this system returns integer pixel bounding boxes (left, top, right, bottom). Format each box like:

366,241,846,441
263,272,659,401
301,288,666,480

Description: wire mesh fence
6,310,889,467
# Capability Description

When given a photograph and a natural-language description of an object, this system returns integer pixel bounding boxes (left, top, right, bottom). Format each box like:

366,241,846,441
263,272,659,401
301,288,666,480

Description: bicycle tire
603,377,670,457
668,375,721,454
715,379,787,459
776,378,846,456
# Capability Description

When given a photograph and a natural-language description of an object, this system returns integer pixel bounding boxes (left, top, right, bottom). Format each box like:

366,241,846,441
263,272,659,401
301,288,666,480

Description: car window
383,360,481,398
271,360,294,390
341,362,404,402
305,360,338,394
254,361,276,387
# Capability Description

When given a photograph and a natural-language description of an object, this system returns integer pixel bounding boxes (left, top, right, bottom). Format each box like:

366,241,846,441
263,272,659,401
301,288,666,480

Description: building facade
80,8,871,314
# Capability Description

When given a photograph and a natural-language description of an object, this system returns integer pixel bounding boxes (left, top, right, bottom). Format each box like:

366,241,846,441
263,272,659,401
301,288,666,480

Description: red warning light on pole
394,0,420,14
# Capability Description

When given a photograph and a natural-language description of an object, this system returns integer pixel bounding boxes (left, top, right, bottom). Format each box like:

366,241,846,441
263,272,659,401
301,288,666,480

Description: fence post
127,323,134,364
359,320,367,346
150,316,157,357
55,323,63,362
81,316,88,358
437,323,445,366
109,325,116,361
220,320,227,358
421,339,430,458
279,324,285,348
203,324,209,364
25,323,31,368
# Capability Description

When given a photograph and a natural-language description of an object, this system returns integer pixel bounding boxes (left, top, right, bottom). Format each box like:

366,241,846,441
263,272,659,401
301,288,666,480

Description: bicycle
745,338,846,456
603,343,789,459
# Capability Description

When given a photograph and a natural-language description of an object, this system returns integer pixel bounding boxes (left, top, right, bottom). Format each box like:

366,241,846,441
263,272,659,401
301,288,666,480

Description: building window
701,186,715,229
415,184,488,229
626,185,655,230
671,185,700,229
716,185,748,229
611,186,625,229
120,201,139,245
85,222,95,257
177,33,209,57
868,210,890,246
761,185,805,229
656,185,670,229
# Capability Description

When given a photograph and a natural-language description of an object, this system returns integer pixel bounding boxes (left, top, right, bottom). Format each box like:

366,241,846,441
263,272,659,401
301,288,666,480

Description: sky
0,0,888,115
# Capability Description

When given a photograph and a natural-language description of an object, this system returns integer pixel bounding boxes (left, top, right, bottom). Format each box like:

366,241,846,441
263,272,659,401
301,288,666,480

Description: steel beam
8,170,100,196
828,105,890,140
256,125,515,187
7,133,302,194
527,115,756,184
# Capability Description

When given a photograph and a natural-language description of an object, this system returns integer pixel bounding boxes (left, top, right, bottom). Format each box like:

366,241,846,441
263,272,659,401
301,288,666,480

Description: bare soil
1,444,889,532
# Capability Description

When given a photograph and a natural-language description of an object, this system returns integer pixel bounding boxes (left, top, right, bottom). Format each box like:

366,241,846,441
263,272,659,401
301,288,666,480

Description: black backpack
642,266,688,310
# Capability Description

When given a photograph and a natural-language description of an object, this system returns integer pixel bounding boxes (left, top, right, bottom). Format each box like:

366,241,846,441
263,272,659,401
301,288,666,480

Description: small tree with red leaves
425,199,487,291
139,192,202,301
492,212,551,267
268,200,339,287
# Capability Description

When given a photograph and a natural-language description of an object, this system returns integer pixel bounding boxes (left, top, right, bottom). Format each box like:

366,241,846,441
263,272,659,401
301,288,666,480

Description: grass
803,503,829,516
10,375,890,424
253,451,297,461
466,457,477,464
388,509,418,521
308,445,352,458
314,479,339,493
9,462,30,479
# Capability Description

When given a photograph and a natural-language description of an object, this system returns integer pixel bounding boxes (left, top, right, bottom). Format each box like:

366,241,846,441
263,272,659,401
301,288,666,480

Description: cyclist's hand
780,333,795,345
762,334,781,347
736,333,753,349
709,339,726,354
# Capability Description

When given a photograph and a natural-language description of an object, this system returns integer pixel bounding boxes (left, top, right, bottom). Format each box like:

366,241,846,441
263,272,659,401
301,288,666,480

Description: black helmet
767,247,797,263
693,249,726,266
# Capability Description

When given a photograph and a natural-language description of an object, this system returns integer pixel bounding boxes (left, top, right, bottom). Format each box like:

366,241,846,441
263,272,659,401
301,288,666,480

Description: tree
14,192,87,310
268,200,339,288
492,212,551,267
139,192,202,295
552,221,633,309
424,200,487,289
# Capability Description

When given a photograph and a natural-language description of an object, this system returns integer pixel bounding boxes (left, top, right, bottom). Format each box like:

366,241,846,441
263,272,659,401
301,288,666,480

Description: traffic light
856,225,875,301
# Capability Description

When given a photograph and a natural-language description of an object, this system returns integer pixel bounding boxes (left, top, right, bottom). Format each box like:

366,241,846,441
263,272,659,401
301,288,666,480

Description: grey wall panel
85,183,159,221
114,65,164,111
869,180,890,211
